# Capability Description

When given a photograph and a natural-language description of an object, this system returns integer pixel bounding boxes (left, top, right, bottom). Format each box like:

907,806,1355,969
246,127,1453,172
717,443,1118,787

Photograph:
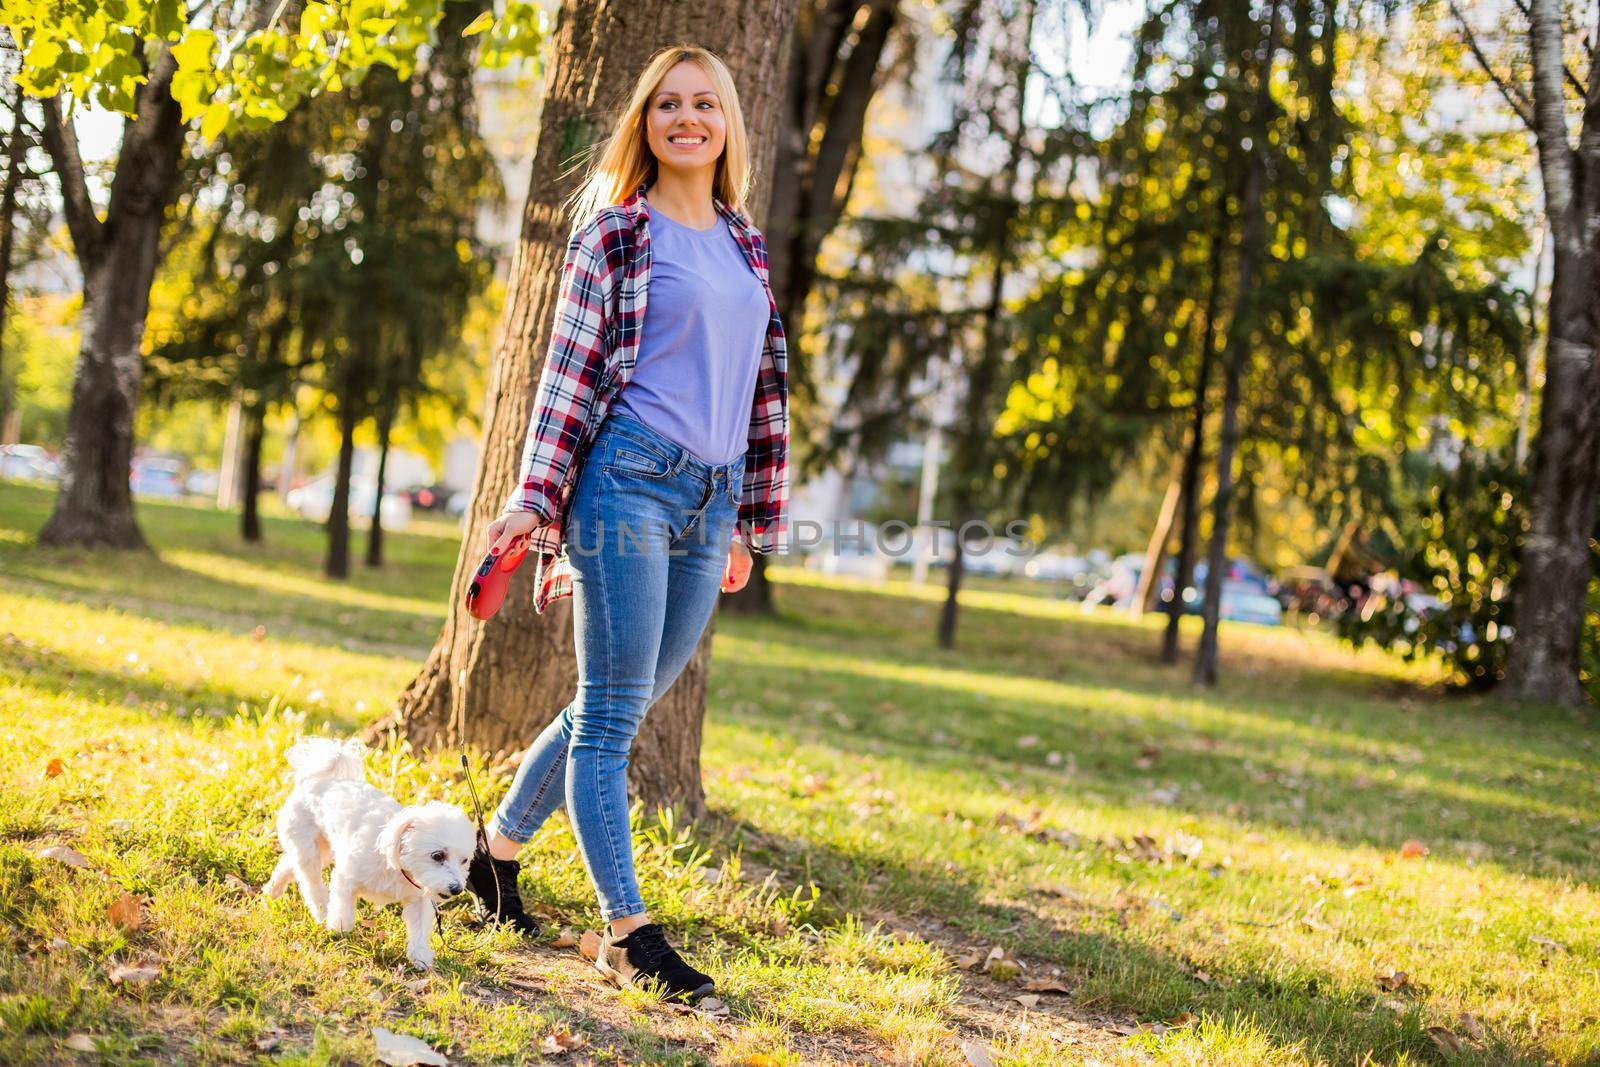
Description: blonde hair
562,45,753,229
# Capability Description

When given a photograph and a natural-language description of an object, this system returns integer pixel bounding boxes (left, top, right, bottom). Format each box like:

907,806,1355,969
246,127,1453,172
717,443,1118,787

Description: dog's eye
430,850,447,863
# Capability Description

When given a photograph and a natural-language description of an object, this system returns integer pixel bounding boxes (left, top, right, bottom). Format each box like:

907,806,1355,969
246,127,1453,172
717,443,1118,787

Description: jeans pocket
605,445,672,480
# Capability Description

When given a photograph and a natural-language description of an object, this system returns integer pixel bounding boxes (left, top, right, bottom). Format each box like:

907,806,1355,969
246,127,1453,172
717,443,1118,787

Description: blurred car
961,535,1032,577
804,521,892,582
130,456,185,498
0,444,58,482
408,482,454,511
184,468,220,497
1217,586,1284,627
287,475,413,530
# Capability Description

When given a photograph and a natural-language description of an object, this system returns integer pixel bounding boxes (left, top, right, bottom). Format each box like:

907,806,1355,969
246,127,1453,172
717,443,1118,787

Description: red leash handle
464,536,529,620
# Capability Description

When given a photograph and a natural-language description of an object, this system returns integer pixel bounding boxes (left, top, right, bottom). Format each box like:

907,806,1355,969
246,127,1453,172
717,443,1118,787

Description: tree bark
1502,0,1600,706
241,400,264,543
36,48,185,550
373,0,797,819
1193,3,1277,687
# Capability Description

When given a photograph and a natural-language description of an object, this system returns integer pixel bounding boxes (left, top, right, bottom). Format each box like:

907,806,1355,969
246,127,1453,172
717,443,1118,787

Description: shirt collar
627,179,749,236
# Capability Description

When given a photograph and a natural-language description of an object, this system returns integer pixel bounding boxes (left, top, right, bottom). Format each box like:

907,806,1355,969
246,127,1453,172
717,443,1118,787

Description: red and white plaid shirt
501,181,790,614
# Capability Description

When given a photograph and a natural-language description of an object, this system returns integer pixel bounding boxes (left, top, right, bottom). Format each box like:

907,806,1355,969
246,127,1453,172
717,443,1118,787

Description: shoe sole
593,954,715,1004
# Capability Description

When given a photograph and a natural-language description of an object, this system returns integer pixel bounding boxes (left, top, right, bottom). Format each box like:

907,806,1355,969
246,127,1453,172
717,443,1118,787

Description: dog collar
399,867,425,892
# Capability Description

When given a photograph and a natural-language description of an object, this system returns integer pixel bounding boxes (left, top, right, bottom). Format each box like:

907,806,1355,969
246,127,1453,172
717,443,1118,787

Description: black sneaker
465,843,541,937
595,922,716,1003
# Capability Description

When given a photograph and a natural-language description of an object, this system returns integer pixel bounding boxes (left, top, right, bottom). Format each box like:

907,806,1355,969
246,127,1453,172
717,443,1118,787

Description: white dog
263,737,477,969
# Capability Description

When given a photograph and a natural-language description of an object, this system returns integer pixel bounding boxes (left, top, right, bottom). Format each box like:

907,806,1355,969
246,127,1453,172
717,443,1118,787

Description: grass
0,479,1596,1065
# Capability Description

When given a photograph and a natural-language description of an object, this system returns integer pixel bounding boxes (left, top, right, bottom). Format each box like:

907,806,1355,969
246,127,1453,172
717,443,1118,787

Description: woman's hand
485,510,543,557
721,538,753,593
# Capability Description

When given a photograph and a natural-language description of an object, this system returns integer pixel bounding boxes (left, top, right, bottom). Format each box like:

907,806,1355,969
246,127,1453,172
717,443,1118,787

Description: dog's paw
407,950,435,971
326,912,356,934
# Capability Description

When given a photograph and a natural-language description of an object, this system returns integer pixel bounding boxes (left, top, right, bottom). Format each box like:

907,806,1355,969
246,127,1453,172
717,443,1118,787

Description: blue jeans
489,410,745,922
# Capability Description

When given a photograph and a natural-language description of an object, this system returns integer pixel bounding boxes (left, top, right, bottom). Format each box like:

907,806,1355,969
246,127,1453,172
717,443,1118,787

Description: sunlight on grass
1,481,1595,1064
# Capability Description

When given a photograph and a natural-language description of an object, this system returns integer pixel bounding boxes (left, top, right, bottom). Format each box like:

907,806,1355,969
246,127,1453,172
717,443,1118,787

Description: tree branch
1449,0,1536,131
37,94,103,265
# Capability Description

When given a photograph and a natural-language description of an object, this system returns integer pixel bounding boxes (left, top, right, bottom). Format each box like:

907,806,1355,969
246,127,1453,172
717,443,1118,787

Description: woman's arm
502,227,615,523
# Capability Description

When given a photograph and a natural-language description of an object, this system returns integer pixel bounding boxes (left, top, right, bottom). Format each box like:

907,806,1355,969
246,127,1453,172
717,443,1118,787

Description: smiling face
644,59,727,179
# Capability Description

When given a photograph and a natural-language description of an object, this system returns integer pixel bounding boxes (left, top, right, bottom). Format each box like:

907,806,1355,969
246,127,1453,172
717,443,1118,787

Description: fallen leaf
694,996,730,1017
551,928,579,949
738,1056,782,1067
1167,1011,1199,1029
961,1040,997,1067
1014,993,1040,1008
1021,978,1070,993
224,874,255,894
954,950,984,969
1425,1027,1464,1055
539,1029,586,1055
1530,936,1568,955
107,963,160,987
37,845,90,869
63,1034,96,1052
578,930,601,961
1016,735,1040,749
400,977,431,993
45,758,66,780
1458,1012,1486,1042
1398,840,1428,859
255,1036,281,1052
107,892,143,932
373,1027,448,1066
1377,969,1411,993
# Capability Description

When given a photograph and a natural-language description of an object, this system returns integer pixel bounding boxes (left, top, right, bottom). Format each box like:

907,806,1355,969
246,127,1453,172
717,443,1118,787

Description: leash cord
429,748,502,955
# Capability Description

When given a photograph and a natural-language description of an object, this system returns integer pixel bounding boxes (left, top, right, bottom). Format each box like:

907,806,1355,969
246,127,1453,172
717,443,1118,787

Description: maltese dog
263,737,477,969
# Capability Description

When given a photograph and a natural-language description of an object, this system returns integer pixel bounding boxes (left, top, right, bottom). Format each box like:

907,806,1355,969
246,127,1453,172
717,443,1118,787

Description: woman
462,45,789,1005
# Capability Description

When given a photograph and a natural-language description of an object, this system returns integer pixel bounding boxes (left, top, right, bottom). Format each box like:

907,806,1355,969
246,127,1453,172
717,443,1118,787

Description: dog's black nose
446,883,463,896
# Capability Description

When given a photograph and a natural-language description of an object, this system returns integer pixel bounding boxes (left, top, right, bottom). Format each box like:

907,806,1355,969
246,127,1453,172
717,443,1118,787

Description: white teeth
669,136,705,144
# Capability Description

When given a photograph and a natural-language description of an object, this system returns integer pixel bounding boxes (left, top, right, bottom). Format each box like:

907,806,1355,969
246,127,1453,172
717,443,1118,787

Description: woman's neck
647,167,718,229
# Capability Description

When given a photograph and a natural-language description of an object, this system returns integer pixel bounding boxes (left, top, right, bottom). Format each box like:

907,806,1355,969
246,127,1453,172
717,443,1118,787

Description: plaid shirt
501,181,790,615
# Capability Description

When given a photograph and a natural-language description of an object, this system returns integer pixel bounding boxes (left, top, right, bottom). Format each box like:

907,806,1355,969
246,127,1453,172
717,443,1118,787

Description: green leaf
298,2,335,37
460,11,495,36
200,99,229,141
170,29,216,72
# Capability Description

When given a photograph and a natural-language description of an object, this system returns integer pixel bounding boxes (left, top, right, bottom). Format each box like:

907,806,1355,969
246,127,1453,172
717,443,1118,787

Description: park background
2,0,1598,1064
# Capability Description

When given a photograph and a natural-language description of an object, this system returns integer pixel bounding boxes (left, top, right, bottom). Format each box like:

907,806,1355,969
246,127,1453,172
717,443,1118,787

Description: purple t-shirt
612,208,770,465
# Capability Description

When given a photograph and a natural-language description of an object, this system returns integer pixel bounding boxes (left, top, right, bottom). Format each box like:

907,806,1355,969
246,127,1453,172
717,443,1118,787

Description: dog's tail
285,736,368,786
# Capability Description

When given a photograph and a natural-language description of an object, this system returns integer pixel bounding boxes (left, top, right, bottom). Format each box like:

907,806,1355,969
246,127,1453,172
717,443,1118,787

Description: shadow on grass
702,812,1541,1067
715,586,1600,885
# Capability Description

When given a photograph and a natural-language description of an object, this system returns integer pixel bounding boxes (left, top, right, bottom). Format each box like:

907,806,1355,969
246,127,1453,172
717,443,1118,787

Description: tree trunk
724,0,896,617
36,48,185,550
1162,228,1225,662
372,0,797,819
324,382,359,579
1502,0,1600,706
1193,4,1277,687
0,81,28,427
241,400,265,543
1132,473,1181,618
367,398,394,568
